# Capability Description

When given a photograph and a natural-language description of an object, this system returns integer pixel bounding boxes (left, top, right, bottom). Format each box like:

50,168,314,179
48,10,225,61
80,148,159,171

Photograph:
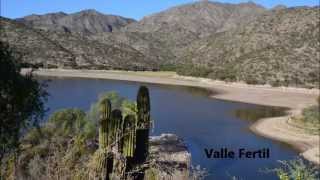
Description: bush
301,105,319,125
291,103,319,135
176,64,212,77
159,64,177,71
208,68,237,82
273,158,319,180
49,108,87,136
244,75,260,85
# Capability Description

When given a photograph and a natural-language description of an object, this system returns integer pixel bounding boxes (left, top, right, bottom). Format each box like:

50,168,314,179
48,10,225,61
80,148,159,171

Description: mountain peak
191,0,264,8
238,1,265,8
77,9,100,15
272,5,287,10
125,1,266,36
20,11,68,19
16,9,135,34
55,11,68,16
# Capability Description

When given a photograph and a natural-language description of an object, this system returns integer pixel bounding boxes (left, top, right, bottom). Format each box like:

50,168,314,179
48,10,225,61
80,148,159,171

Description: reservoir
41,77,297,180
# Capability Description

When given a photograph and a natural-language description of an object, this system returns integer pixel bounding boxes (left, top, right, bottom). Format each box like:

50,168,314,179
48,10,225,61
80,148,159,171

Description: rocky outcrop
147,134,191,180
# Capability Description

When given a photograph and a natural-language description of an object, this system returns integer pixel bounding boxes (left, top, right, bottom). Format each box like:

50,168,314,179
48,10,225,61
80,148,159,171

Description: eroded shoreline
23,68,320,164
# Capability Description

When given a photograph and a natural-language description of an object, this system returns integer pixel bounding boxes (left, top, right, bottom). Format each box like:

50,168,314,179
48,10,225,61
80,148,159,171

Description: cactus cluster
91,86,151,179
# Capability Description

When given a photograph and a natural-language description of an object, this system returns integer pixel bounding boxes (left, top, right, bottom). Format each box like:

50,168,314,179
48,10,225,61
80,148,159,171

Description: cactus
122,115,136,157
111,109,123,150
135,86,151,163
137,86,151,128
90,98,113,179
89,150,112,179
91,87,152,179
98,98,111,149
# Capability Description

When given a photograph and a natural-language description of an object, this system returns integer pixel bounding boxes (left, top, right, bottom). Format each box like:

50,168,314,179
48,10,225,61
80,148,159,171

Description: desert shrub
291,101,319,134
159,63,177,71
301,105,319,125
273,158,319,180
14,108,97,179
83,121,96,139
244,74,261,85
86,91,137,125
27,155,46,179
176,64,212,77
208,67,237,82
49,108,87,136
145,168,158,180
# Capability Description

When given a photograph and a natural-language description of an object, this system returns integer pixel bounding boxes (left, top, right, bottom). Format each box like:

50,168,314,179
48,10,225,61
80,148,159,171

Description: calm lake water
41,77,297,180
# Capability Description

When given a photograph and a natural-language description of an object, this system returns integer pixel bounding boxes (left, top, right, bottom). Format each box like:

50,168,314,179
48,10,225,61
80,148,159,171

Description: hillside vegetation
0,17,155,70
0,1,319,87
180,7,320,88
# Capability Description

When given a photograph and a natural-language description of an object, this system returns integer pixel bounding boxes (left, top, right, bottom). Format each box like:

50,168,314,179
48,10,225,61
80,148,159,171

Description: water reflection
233,106,289,123
173,86,213,97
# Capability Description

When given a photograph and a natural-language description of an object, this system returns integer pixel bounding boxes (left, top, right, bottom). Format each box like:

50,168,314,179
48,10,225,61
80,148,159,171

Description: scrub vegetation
291,97,320,135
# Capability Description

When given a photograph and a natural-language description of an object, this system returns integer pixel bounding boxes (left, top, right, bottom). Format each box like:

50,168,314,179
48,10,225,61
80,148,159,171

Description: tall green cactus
91,87,152,179
122,115,136,157
90,150,113,179
98,98,111,149
111,109,123,150
135,86,151,163
137,86,151,128
90,98,113,179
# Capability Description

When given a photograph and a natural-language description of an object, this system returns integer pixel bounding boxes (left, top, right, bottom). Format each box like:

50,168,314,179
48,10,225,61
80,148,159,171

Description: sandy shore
23,68,320,164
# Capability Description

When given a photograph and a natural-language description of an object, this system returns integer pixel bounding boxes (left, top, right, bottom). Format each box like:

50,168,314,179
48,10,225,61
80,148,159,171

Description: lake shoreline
23,68,320,164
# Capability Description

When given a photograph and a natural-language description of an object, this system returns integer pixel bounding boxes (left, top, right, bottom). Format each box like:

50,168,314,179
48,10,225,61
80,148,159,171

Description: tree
0,41,47,163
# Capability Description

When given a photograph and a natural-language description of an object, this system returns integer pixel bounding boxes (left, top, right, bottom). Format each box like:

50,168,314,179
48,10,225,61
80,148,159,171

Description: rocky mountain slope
123,1,266,59
180,7,320,87
0,1,319,87
88,31,176,65
124,1,266,36
0,17,154,70
16,9,135,34
85,1,267,65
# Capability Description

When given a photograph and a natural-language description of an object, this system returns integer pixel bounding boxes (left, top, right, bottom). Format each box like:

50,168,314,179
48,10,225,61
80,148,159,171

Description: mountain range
0,1,319,88
16,9,135,34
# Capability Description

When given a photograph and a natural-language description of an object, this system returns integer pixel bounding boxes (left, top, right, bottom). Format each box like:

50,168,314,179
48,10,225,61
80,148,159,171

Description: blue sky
1,0,319,20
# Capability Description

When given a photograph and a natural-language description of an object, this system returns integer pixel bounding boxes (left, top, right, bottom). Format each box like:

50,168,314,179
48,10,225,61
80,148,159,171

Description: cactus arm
98,99,111,149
